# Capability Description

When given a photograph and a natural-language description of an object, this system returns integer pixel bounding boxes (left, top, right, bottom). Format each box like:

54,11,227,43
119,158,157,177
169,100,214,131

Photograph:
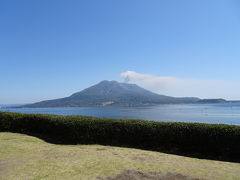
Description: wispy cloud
121,71,239,100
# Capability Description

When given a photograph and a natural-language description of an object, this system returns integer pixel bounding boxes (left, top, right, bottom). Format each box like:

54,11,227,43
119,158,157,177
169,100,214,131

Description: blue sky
1,0,240,103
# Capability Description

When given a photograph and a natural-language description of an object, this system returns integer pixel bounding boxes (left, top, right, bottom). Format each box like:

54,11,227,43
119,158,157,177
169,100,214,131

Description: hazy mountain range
19,80,228,108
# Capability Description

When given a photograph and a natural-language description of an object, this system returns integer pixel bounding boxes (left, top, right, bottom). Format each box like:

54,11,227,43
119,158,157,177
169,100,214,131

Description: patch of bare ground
98,170,210,180
0,159,16,176
96,148,108,151
131,153,156,162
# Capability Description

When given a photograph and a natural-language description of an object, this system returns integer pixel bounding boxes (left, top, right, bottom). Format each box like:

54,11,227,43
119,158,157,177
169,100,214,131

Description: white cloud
121,71,240,100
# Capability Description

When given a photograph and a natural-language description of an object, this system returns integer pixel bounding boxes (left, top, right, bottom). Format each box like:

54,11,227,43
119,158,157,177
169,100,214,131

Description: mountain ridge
21,80,226,108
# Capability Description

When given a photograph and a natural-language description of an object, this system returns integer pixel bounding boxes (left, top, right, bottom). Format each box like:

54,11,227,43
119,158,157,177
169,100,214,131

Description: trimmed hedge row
0,112,240,161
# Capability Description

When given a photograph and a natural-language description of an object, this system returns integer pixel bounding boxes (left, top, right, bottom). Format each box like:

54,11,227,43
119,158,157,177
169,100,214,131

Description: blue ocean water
1,103,240,125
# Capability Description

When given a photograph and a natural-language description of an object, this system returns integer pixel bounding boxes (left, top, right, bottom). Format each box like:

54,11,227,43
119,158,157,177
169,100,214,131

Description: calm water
1,103,240,125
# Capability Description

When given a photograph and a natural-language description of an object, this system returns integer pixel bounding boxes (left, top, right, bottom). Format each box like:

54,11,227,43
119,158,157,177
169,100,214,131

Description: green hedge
0,112,240,161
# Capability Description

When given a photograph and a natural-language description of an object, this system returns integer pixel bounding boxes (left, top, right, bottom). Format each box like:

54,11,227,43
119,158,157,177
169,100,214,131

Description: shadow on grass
3,130,240,164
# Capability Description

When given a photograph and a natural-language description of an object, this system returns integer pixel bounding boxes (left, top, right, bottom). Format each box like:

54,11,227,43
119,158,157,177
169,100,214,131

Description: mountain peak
98,80,131,85
99,80,117,83
23,80,200,107
95,80,139,90
98,80,119,85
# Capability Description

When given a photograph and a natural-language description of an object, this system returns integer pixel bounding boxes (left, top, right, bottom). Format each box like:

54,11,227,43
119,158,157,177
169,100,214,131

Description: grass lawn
0,132,239,180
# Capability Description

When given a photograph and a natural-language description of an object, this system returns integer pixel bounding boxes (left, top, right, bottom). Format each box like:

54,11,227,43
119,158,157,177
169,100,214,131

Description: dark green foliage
0,112,240,161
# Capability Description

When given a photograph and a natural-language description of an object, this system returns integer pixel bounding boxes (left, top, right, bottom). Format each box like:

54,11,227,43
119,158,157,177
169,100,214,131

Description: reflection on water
1,103,240,125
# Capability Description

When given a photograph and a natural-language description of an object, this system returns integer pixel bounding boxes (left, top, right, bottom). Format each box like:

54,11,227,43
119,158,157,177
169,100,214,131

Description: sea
1,103,240,125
